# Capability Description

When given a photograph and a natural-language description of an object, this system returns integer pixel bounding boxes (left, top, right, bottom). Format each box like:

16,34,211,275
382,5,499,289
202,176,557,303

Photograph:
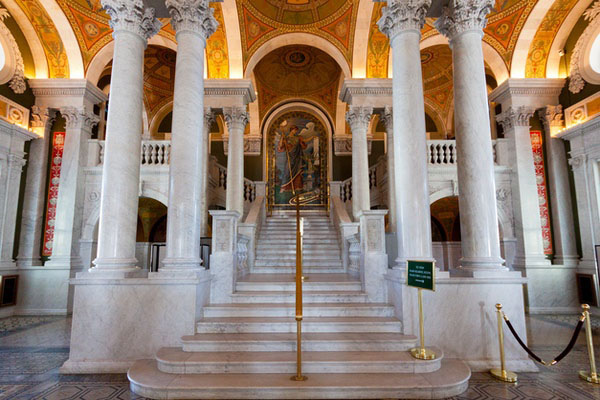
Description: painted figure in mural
277,124,308,193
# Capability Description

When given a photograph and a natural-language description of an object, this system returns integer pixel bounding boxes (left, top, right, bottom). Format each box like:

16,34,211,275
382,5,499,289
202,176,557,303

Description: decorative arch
423,101,448,137
353,0,376,78
149,101,173,138
244,33,351,78
221,0,243,78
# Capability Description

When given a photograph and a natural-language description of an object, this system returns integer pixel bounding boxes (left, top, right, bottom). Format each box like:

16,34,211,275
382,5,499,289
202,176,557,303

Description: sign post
406,260,436,360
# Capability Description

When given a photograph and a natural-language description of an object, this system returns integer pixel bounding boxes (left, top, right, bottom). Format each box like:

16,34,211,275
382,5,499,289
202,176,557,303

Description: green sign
406,260,435,291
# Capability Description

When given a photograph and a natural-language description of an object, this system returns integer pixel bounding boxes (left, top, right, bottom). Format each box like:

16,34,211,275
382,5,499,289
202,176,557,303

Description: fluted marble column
201,107,214,237
436,0,504,270
16,106,55,267
346,106,372,220
224,107,249,218
380,107,396,232
92,0,160,274
539,106,579,266
497,106,549,269
0,153,27,269
162,0,217,272
46,108,99,268
379,0,433,266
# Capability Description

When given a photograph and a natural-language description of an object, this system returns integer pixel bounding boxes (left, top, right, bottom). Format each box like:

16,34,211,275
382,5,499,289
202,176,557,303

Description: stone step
256,239,340,245
250,267,346,274
128,359,471,399
156,348,443,374
255,247,341,255
196,317,402,334
203,303,392,318
255,256,342,263
255,260,343,268
235,281,359,292
180,332,417,352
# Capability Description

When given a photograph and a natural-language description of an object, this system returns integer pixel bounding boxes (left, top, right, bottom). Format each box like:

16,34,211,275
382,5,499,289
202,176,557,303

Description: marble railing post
16,106,55,267
223,107,249,218
46,108,98,269
92,0,160,275
358,210,388,302
209,210,240,303
346,106,372,220
497,107,550,270
161,0,216,273
380,106,396,232
379,0,434,267
539,106,579,266
201,108,215,237
436,0,504,271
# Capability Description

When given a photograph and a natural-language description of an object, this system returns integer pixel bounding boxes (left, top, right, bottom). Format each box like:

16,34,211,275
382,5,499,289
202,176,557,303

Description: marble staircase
128,213,470,398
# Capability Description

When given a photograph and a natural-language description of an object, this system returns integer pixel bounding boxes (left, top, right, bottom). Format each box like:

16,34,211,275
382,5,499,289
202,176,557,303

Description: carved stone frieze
165,0,217,40
568,1,600,93
101,0,161,41
223,135,262,156
435,0,494,41
333,134,373,156
378,0,431,39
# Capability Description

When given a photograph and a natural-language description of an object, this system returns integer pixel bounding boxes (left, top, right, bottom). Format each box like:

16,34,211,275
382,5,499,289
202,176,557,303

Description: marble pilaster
45,108,98,269
496,106,550,270
436,0,504,271
345,106,372,220
16,106,55,267
539,106,579,266
380,107,396,232
92,0,160,275
200,108,214,237
161,0,217,273
378,0,433,267
209,210,240,303
223,107,248,218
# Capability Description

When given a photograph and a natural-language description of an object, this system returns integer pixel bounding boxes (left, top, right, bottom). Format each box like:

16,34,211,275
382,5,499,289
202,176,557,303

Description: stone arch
149,101,173,138
352,0,376,78
244,33,352,79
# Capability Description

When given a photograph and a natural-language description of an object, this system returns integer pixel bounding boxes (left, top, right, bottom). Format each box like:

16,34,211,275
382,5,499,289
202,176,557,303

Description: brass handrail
291,192,307,381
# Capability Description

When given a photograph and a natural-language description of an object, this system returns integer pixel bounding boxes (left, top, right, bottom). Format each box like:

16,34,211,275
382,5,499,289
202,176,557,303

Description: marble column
497,106,550,269
539,106,579,266
45,107,99,269
346,106,372,220
0,153,26,268
380,106,396,232
92,0,160,274
436,0,504,271
201,107,214,237
379,0,434,266
16,106,55,267
161,0,217,272
224,107,248,218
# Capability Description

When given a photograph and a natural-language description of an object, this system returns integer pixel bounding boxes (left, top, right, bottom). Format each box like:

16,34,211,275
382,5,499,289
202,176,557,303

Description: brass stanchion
410,288,436,360
490,303,517,382
291,195,307,381
579,304,600,384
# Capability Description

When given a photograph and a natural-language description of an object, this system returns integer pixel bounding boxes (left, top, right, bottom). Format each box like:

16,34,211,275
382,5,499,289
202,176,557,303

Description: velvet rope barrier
502,312,585,366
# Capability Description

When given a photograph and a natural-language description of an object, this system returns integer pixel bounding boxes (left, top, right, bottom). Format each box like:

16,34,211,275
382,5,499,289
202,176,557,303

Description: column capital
568,154,587,171
30,105,56,129
203,107,215,130
496,106,534,131
223,106,249,133
166,0,217,40
377,0,431,40
435,0,494,42
346,106,373,133
101,0,161,41
538,105,564,129
60,107,99,130
379,106,393,133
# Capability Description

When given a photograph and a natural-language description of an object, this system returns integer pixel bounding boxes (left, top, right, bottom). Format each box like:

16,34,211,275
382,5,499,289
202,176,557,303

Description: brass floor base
579,371,600,384
490,368,518,383
290,376,308,381
410,347,436,360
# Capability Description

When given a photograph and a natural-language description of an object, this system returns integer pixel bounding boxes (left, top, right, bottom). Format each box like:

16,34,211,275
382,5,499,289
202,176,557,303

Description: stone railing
89,139,171,167
428,140,498,165
214,163,257,203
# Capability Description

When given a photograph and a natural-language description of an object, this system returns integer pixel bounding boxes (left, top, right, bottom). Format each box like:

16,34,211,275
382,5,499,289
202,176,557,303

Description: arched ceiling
254,45,341,120
143,45,176,125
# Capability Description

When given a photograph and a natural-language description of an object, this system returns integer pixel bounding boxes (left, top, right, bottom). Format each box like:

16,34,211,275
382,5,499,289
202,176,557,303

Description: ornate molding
223,107,249,133
538,105,564,129
0,8,26,94
568,154,587,170
333,134,373,156
380,106,393,133
60,107,100,130
244,136,261,156
568,1,600,93
101,0,161,41
166,0,217,40
203,107,214,132
345,106,373,133
435,0,494,41
30,106,55,129
378,0,431,40
496,106,534,131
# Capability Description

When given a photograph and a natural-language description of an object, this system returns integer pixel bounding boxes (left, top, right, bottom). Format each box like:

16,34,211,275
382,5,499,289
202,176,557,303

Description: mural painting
267,111,327,207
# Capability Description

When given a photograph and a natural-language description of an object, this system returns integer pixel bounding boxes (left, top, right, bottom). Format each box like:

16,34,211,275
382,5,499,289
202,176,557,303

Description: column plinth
224,107,249,218
346,106,372,220
92,0,160,276
436,0,505,271
379,0,434,267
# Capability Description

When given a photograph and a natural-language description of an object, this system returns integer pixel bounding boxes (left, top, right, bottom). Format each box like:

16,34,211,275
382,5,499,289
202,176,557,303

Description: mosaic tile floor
0,314,598,399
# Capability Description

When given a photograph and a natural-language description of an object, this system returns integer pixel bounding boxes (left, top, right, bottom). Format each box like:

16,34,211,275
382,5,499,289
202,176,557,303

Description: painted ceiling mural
421,45,454,132
237,0,357,70
143,45,176,125
253,45,341,120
